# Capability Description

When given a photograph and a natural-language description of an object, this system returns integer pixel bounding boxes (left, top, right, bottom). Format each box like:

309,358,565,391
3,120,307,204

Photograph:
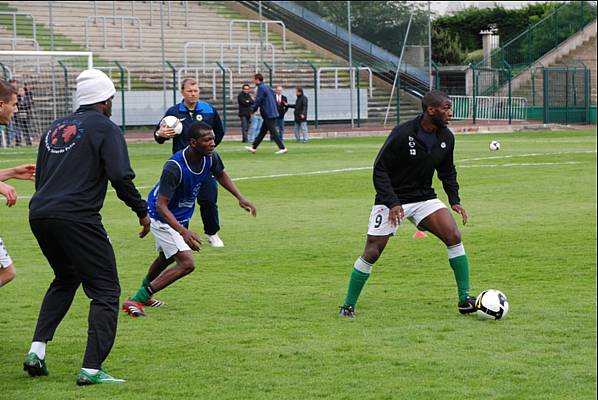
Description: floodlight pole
160,1,166,111
384,13,413,126
347,1,354,128
259,1,263,71
428,1,432,90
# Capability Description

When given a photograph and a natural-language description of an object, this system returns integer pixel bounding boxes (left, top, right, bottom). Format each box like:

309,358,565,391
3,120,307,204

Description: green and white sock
343,257,373,308
448,243,471,303
131,285,152,304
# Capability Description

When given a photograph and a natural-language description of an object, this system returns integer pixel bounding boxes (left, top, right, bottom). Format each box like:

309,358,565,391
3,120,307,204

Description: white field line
13,151,594,200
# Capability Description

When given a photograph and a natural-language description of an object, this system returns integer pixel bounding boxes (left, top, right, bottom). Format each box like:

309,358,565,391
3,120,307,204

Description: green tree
431,27,466,65
299,1,428,55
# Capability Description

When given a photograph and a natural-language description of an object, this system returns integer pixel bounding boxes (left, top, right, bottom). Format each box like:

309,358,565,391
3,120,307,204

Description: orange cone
413,230,428,239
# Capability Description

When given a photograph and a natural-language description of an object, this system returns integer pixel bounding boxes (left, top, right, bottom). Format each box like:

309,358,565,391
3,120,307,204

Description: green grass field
0,129,596,399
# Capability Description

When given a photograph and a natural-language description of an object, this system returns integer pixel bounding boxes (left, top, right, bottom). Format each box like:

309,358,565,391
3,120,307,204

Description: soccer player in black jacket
23,69,150,385
339,91,476,318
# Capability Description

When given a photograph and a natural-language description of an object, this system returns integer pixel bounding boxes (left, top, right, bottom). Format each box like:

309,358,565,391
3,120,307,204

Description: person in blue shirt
123,122,257,317
154,78,227,248
244,73,288,154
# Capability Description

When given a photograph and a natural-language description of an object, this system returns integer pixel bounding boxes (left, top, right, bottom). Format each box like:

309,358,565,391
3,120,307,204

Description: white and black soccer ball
489,140,501,151
475,289,509,320
161,115,183,135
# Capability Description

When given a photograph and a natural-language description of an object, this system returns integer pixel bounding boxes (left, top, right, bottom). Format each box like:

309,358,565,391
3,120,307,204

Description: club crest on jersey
441,142,446,148
44,119,83,154
195,114,203,122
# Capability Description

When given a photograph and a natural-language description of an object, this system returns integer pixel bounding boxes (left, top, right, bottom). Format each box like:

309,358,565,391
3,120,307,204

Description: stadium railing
236,0,430,99
475,1,597,89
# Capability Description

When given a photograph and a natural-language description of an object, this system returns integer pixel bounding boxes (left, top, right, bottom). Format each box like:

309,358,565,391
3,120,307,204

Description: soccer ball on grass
475,289,509,320
489,140,501,151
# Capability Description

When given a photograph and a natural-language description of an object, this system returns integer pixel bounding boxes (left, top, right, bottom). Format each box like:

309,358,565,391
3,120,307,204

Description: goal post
0,51,93,147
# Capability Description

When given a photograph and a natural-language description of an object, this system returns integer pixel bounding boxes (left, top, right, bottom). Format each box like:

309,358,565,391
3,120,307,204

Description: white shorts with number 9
367,199,447,236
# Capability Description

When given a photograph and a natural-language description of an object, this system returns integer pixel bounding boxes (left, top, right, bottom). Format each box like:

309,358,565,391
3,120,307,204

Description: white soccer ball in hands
475,289,509,320
489,140,501,151
161,115,183,135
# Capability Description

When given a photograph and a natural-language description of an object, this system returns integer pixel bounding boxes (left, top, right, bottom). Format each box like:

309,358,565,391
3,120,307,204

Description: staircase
1,0,420,129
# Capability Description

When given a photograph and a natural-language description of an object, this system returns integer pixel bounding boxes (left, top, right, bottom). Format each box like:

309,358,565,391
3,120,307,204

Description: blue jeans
197,174,220,235
277,117,285,141
294,121,308,142
248,116,263,143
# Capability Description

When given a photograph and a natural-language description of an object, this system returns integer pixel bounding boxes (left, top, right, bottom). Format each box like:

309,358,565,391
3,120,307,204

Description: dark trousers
240,115,250,143
276,117,285,141
252,117,285,150
197,174,220,235
30,219,120,370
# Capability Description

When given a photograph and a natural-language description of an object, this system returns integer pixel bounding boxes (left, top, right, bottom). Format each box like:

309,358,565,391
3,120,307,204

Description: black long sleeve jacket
373,115,460,208
30,106,147,223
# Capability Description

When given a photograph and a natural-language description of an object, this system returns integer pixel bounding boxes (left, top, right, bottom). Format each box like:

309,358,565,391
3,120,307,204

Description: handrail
316,66,373,98
0,12,37,44
84,16,143,49
229,19,286,50
0,51,94,68
476,1,597,69
0,37,40,51
183,42,275,74
177,66,234,102
97,65,132,91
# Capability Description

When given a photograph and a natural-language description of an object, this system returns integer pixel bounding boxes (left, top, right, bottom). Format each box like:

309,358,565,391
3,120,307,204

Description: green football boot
76,369,126,386
23,352,49,377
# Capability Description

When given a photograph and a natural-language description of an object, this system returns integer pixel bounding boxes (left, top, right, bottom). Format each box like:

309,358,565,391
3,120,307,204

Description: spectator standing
288,87,309,143
15,86,33,146
237,84,253,143
274,85,288,142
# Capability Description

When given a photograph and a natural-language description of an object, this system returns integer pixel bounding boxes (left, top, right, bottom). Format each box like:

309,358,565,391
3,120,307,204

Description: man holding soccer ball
339,90,476,318
154,78,226,249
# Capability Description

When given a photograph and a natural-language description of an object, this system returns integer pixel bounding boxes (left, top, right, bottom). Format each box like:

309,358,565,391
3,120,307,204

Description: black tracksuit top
29,106,147,223
373,115,460,208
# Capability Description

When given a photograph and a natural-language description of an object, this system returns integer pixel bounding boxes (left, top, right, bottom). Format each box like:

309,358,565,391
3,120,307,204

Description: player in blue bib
123,122,256,317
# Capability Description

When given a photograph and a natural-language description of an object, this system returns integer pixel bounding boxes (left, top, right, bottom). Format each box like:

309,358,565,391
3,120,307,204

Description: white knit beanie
76,69,116,106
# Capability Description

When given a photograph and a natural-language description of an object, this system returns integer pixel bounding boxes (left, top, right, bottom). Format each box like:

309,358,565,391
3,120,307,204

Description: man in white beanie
24,69,150,385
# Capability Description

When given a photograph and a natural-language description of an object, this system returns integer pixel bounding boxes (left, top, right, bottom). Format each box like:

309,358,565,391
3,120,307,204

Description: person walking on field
244,73,287,154
287,87,309,143
24,69,150,386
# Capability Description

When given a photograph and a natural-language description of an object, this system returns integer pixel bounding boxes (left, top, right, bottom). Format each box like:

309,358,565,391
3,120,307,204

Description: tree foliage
298,1,428,55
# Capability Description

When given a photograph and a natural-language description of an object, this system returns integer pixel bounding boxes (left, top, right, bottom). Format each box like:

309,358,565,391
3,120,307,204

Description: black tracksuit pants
29,218,120,370
252,117,286,150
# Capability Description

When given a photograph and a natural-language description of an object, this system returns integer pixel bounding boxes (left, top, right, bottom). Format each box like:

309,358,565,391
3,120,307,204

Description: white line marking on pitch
12,151,592,200
460,150,596,162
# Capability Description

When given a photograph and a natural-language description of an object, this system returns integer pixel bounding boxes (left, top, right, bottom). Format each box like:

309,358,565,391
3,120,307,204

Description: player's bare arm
0,164,36,182
156,194,202,251
214,170,257,217
0,181,17,207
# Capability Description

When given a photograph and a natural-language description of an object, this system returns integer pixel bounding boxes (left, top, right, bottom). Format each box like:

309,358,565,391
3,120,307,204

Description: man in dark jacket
338,90,476,318
288,87,308,143
237,84,253,143
244,73,287,154
24,69,150,386
274,85,288,141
